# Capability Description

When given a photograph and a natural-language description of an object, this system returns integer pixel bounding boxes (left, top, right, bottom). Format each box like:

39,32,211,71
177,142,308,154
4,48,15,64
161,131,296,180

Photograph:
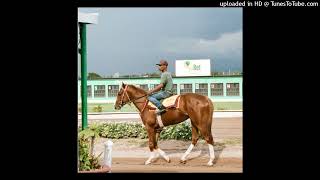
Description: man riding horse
147,60,174,115
114,59,216,166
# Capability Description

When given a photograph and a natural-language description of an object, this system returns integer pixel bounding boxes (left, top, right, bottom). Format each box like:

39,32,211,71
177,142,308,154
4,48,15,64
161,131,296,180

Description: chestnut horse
114,83,215,166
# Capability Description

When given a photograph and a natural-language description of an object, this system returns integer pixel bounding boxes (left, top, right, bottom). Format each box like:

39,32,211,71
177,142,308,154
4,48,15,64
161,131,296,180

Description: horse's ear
122,82,125,88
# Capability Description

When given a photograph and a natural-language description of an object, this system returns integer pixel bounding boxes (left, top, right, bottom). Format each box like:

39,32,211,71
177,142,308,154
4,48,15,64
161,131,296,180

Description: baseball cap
156,60,168,66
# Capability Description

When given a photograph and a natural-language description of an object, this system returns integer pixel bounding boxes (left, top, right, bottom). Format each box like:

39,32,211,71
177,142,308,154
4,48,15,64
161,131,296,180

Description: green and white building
78,75,242,104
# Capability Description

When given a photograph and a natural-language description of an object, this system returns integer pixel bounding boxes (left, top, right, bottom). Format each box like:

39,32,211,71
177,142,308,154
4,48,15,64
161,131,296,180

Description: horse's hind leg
204,133,215,166
200,124,215,166
199,107,215,166
180,124,199,163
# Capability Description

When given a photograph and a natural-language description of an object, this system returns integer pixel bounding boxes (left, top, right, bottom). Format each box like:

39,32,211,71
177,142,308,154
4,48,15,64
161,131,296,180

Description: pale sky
78,8,242,77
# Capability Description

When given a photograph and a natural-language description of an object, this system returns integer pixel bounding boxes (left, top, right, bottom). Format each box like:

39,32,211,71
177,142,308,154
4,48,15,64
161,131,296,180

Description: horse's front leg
155,131,170,163
145,127,158,165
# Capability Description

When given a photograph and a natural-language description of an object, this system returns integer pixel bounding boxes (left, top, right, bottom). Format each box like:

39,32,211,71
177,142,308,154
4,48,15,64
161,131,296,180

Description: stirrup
156,108,166,115
156,127,163,133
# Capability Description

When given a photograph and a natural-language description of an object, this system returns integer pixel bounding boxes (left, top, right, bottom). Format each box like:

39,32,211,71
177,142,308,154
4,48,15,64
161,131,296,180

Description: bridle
119,85,131,107
118,85,148,109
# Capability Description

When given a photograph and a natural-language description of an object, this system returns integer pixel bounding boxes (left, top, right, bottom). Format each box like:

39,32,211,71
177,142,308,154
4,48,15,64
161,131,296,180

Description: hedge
94,122,193,140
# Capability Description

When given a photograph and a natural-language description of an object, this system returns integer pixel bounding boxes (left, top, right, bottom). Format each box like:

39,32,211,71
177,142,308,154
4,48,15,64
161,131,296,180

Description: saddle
148,95,181,110
147,95,185,132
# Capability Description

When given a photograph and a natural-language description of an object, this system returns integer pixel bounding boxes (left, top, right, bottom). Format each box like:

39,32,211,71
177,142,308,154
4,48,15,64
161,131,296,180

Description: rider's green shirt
160,72,173,93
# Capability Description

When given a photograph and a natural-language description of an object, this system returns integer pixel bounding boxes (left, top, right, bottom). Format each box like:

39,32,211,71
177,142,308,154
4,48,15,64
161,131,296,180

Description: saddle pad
148,95,180,109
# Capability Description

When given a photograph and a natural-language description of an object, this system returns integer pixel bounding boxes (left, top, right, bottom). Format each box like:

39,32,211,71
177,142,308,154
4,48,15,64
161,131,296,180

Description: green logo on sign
193,64,200,70
184,60,200,71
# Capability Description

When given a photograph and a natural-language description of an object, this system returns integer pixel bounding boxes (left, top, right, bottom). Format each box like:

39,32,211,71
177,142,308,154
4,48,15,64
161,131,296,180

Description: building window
226,83,240,96
180,84,193,94
87,85,92,97
108,85,119,97
172,84,177,95
195,83,208,96
80,85,92,98
150,84,176,94
138,84,149,91
150,84,159,90
211,83,223,96
94,85,106,97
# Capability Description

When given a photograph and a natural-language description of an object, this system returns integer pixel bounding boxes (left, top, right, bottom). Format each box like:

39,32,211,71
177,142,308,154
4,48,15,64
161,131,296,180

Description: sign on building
175,59,211,77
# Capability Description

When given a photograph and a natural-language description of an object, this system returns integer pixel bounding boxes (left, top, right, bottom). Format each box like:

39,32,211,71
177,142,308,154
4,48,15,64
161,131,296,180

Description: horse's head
114,82,131,110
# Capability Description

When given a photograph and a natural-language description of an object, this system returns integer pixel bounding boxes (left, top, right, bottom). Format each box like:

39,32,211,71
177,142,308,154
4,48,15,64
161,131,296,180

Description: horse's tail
207,97,214,117
207,97,214,136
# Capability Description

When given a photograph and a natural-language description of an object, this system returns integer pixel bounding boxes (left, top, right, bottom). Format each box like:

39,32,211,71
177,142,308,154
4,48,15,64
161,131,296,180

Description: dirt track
91,117,242,173
111,157,242,173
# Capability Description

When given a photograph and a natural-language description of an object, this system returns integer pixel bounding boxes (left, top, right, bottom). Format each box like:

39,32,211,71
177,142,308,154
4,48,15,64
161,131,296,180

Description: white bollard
104,140,113,172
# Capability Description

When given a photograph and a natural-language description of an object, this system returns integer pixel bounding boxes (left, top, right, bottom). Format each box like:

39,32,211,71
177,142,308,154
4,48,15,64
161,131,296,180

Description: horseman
147,59,174,115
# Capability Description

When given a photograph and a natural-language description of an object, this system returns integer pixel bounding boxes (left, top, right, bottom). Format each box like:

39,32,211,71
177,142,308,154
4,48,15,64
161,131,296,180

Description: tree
87,72,102,80
147,72,160,77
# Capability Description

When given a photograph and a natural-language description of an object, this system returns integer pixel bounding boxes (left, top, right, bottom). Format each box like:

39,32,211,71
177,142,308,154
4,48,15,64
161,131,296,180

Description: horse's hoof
167,159,171,163
145,161,151,165
207,161,214,166
180,160,187,164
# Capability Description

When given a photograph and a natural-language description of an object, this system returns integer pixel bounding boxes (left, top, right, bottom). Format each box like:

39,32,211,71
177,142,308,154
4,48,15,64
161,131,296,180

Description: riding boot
156,105,167,115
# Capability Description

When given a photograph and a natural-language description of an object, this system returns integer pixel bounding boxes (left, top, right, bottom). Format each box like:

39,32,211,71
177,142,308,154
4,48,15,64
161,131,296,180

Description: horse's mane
127,84,147,95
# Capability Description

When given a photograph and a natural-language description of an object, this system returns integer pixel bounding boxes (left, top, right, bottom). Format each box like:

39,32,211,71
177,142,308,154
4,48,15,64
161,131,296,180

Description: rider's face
158,64,166,71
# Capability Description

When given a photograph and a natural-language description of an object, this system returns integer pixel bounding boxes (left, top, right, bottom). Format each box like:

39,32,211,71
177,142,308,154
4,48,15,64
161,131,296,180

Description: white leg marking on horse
145,151,156,165
207,144,215,166
157,148,170,162
154,150,160,159
181,144,194,161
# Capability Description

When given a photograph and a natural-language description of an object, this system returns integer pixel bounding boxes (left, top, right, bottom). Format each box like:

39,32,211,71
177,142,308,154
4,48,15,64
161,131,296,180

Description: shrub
160,121,192,140
78,124,102,171
97,122,191,140
93,105,103,112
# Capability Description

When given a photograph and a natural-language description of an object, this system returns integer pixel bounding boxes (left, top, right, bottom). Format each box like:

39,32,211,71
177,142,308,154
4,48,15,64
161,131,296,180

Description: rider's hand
147,91,152,95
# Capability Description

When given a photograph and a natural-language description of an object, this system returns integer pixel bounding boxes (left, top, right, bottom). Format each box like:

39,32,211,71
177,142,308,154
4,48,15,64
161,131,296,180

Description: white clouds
163,30,242,59
82,8,243,75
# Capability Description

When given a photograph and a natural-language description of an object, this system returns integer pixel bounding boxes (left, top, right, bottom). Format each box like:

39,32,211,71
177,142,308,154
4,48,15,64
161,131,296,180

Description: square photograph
78,7,242,173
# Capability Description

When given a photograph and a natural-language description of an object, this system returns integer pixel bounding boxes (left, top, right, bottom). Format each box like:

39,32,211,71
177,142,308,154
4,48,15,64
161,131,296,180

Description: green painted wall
78,76,242,103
